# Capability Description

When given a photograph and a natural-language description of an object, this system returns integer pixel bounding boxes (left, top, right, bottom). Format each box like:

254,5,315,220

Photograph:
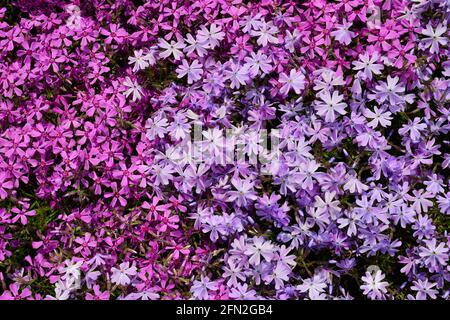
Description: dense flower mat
0,0,449,300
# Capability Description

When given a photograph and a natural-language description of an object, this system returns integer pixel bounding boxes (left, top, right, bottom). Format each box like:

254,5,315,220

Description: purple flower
360,269,389,300
111,262,137,286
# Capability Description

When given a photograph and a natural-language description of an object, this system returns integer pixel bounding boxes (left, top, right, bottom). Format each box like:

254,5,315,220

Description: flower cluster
0,0,449,300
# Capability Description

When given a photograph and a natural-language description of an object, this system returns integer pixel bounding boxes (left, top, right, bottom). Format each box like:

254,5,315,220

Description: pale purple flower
352,52,384,80
176,59,203,84
419,239,448,271
158,38,186,60
315,90,347,122
360,269,389,300
197,24,225,49
279,69,306,95
331,21,355,45
421,23,447,54
244,236,275,265
111,262,137,286
411,279,439,300
123,77,143,101
190,276,218,300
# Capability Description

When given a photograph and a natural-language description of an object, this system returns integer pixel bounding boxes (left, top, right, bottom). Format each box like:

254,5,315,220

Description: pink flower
101,24,128,45
0,172,13,200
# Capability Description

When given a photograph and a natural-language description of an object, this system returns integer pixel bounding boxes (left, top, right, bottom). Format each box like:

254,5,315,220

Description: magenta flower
0,172,13,199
